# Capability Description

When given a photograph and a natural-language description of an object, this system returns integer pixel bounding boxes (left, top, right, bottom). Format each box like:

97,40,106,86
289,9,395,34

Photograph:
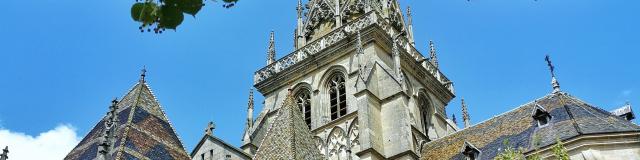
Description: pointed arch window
295,88,312,129
329,73,347,120
418,93,432,135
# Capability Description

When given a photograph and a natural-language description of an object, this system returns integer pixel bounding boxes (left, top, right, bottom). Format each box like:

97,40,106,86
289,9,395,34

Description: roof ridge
561,93,639,129
115,82,146,159
454,93,556,132
141,82,190,156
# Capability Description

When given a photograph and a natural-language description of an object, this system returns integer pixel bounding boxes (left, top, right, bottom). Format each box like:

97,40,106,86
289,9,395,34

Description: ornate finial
267,31,276,65
297,0,303,17
108,98,119,125
461,98,471,128
0,146,8,160
429,40,439,68
205,121,215,136
248,89,254,109
356,30,364,72
545,55,561,93
140,66,147,83
246,88,255,129
407,6,412,25
451,114,457,126
99,98,119,159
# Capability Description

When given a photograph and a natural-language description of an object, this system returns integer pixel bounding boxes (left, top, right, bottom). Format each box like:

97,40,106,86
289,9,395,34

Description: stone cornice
254,11,454,103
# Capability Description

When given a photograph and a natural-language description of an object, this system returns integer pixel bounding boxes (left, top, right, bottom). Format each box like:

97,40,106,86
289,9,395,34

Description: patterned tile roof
420,92,640,160
65,81,190,160
253,90,324,160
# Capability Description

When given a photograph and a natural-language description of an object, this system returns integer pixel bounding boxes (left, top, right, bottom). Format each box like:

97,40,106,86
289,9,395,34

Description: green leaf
131,2,158,24
159,4,183,30
178,0,203,16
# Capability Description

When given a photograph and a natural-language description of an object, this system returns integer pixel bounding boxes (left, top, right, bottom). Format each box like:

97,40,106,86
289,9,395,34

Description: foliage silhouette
131,0,238,33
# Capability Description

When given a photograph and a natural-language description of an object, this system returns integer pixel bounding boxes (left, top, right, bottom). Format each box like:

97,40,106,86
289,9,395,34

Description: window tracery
295,88,312,129
418,93,432,135
329,73,347,120
327,128,348,160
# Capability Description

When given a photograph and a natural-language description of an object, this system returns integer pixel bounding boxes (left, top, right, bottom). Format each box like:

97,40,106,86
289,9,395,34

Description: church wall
253,25,456,159
529,132,640,160
191,138,250,160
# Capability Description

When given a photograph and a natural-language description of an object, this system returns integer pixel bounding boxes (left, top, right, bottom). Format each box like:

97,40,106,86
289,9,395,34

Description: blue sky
0,0,638,155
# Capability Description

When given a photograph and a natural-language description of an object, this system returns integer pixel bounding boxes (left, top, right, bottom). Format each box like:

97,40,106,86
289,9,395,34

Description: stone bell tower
244,0,459,159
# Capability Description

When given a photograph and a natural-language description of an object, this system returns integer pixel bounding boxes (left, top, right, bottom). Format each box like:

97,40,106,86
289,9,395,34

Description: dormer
532,103,552,127
461,141,480,160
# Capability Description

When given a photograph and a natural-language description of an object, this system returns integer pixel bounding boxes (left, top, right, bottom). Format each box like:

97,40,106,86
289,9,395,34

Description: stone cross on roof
545,55,561,93
205,121,216,136
140,66,147,83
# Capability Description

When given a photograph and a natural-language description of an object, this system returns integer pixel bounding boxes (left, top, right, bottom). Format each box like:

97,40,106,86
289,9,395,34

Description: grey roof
420,92,640,160
65,81,190,160
253,90,323,160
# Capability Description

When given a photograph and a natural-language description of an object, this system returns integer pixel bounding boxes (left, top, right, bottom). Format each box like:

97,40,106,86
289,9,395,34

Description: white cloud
0,124,81,160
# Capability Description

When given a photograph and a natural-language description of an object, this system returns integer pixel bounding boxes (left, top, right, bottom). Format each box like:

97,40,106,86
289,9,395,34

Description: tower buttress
267,31,276,65
462,98,471,128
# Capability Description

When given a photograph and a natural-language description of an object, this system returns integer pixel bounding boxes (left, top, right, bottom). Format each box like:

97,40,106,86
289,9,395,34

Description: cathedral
65,0,640,160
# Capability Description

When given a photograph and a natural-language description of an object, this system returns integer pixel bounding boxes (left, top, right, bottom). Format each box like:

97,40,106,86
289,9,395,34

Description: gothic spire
406,6,415,45
0,146,8,160
429,40,439,68
545,55,561,93
267,31,276,65
462,98,471,128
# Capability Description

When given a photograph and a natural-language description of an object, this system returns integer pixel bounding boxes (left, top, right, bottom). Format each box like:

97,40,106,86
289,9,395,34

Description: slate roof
420,92,640,160
253,90,324,160
65,80,190,160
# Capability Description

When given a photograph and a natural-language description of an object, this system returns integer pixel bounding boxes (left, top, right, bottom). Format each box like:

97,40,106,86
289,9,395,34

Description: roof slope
253,90,323,160
420,92,640,160
65,81,190,160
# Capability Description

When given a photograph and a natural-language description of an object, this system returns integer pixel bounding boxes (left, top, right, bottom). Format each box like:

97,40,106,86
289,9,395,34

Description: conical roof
65,80,190,160
253,90,323,160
